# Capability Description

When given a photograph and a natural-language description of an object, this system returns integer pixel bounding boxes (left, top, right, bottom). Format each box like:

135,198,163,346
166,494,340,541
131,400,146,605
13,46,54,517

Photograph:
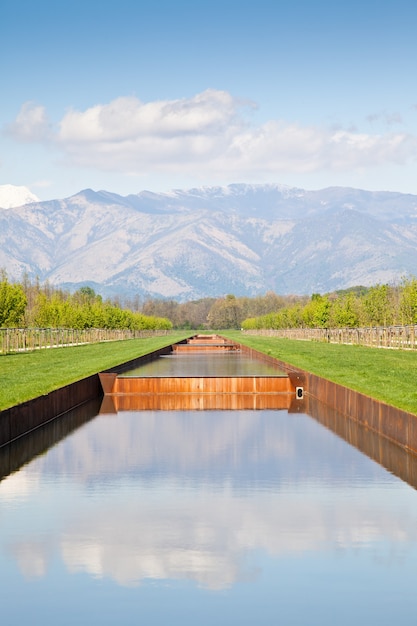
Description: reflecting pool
1,404,417,625
121,351,286,377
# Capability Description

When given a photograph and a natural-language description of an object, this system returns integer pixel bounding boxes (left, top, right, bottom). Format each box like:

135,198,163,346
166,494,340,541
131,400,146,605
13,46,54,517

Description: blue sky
1,0,417,200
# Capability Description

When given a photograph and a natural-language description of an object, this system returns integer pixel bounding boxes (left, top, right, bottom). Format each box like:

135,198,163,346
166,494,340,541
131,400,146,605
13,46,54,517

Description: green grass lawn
224,331,417,415
0,333,190,410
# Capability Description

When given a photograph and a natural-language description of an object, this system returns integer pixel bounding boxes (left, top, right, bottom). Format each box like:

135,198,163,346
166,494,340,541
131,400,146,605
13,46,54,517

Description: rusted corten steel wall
0,374,101,448
101,374,293,395
306,373,417,453
0,344,176,448
238,341,417,455
306,395,417,490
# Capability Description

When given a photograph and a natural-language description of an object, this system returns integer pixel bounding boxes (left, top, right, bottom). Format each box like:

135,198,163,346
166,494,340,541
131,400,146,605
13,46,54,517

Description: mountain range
1,183,417,300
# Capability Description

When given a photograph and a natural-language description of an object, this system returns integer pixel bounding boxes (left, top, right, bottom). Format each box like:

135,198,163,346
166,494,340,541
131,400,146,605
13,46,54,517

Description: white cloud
0,467,40,500
8,486,416,588
6,91,417,179
5,101,51,142
59,90,246,142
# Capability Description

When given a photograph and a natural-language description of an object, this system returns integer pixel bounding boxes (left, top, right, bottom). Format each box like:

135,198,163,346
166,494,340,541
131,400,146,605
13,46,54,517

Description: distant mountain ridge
1,183,417,300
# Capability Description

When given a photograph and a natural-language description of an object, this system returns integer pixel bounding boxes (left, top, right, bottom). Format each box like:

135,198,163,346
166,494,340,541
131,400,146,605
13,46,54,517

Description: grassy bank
0,333,190,410
224,331,417,415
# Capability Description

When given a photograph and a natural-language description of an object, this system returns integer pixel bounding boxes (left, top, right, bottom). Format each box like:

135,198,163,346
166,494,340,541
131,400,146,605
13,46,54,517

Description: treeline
0,272,305,330
242,280,417,330
140,292,306,329
4,270,417,331
0,272,172,330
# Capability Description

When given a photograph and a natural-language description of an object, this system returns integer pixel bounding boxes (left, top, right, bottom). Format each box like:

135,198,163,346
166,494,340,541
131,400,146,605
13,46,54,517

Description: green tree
361,284,394,326
302,294,331,328
207,295,243,329
0,273,27,327
76,286,97,301
399,277,417,324
328,292,360,328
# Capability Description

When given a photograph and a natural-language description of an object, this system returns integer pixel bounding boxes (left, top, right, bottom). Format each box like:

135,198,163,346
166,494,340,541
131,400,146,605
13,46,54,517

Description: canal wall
0,398,102,481
238,341,417,456
0,344,175,448
0,374,102,448
306,394,417,490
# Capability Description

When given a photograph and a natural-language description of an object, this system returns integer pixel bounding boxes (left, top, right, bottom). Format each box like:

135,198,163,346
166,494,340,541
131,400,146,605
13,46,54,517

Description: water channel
120,352,286,377
1,350,417,624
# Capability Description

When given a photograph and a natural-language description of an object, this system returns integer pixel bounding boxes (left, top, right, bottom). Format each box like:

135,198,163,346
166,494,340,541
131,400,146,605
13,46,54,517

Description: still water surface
121,352,286,377
1,389,417,623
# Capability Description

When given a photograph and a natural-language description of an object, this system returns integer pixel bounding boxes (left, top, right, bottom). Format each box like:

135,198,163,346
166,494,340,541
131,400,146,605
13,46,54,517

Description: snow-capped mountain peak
0,184,39,209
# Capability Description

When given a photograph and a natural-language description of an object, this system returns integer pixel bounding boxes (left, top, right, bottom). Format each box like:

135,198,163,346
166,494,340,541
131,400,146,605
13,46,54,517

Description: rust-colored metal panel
99,395,117,414
408,412,417,454
104,392,293,412
255,376,293,394
103,376,293,395
98,373,117,394
379,404,410,450
355,393,379,432
173,344,238,352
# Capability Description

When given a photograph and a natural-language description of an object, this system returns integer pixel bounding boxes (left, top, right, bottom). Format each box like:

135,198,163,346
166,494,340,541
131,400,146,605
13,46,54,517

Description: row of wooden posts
0,327,172,354
243,325,417,350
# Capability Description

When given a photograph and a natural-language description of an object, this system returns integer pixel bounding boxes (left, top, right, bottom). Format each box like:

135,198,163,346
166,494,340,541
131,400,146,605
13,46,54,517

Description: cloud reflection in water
1,409,416,589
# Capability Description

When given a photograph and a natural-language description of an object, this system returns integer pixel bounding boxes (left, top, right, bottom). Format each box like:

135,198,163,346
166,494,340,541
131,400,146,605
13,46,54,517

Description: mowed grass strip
224,332,417,415
0,334,190,410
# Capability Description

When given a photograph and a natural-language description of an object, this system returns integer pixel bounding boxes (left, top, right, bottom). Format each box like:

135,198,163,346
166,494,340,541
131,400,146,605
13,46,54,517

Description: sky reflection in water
121,352,287,377
1,407,417,625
